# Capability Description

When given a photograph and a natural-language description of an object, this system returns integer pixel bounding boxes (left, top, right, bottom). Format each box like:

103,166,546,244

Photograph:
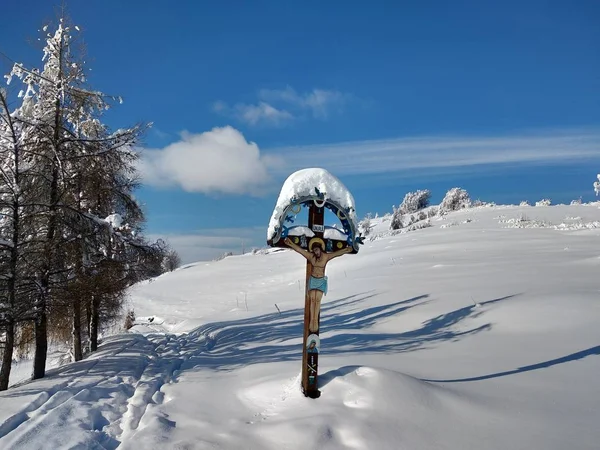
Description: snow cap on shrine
266,168,359,246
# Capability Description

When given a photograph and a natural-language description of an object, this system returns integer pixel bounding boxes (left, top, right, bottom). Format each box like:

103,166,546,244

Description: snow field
0,203,599,449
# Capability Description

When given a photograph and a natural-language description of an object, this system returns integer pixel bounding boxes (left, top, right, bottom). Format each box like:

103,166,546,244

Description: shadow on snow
175,293,517,373
423,345,600,383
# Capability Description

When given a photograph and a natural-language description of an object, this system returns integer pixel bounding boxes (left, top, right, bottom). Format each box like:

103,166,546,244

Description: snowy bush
399,189,431,214
390,207,403,230
440,188,471,212
124,310,136,330
570,198,582,205
214,251,234,261
406,220,432,232
427,207,438,218
535,199,551,207
162,249,182,272
417,211,427,221
359,213,373,236
519,200,530,207
440,221,459,229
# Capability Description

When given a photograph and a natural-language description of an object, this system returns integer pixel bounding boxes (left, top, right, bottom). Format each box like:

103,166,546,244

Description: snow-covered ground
1,203,599,449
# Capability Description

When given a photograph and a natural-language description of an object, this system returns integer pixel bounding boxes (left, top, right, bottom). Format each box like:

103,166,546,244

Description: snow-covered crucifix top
267,168,363,398
267,168,364,252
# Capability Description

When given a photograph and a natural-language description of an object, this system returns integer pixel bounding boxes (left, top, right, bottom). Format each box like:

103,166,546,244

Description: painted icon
300,235,307,248
306,334,320,354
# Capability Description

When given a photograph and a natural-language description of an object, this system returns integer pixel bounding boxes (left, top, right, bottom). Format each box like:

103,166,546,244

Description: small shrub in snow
124,310,136,330
162,249,182,272
440,221,459,229
519,200,530,207
535,199,551,207
359,213,373,236
554,221,600,231
570,198,582,205
399,189,431,214
389,219,432,235
390,207,403,230
407,220,432,231
214,251,234,261
417,211,427,221
440,187,471,212
427,207,438,218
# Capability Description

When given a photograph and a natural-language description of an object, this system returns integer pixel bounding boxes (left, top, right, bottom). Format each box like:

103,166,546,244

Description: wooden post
301,202,324,398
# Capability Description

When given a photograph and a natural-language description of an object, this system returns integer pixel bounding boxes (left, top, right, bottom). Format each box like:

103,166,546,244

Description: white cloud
259,86,349,119
268,129,600,177
214,86,350,126
139,126,282,195
236,102,293,126
140,127,600,195
212,100,292,126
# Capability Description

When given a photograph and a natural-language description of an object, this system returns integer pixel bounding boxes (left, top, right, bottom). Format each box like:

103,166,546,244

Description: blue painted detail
326,239,333,252
285,215,295,223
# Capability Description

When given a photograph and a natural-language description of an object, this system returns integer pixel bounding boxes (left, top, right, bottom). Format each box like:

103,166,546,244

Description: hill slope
1,203,599,449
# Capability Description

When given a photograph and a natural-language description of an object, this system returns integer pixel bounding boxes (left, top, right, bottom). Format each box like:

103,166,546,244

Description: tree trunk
0,91,21,391
32,310,48,380
86,299,92,353
0,320,15,391
72,299,83,361
89,296,100,352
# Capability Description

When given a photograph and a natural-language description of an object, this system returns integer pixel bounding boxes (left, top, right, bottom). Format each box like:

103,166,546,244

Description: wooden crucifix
283,203,352,398
266,168,362,398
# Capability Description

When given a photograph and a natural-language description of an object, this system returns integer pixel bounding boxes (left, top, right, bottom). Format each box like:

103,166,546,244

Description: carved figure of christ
284,237,352,332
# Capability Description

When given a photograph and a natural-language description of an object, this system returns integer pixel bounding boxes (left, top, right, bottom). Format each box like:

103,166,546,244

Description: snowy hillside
1,203,600,449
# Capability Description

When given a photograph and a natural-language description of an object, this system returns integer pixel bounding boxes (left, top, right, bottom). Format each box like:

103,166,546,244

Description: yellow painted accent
309,237,325,251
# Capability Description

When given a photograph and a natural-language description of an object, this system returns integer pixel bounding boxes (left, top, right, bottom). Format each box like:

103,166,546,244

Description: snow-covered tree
0,89,38,390
594,174,600,196
440,187,471,212
4,17,149,378
399,189,431,214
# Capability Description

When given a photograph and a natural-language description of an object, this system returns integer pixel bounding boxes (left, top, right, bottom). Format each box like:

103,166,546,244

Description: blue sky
2,0,599,262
